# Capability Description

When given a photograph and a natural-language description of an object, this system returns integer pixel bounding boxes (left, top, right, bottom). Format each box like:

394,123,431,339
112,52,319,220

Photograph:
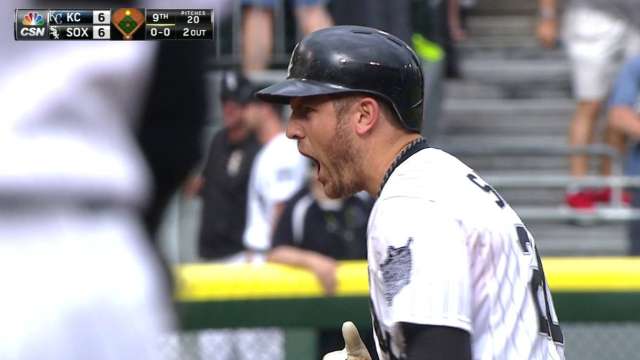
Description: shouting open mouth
298,147,323,181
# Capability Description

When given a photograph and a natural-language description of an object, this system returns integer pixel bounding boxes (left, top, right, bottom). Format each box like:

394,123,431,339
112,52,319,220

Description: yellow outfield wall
175,257,640,301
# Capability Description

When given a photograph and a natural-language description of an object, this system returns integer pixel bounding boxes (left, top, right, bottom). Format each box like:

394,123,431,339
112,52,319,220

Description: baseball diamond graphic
112,8,144,40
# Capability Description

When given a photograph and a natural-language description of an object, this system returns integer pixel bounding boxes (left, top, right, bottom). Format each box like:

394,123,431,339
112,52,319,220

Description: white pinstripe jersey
368,148,565,360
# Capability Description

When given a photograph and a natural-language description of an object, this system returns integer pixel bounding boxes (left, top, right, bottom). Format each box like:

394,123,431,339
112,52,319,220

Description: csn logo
22,12,45,26
20,12,46,37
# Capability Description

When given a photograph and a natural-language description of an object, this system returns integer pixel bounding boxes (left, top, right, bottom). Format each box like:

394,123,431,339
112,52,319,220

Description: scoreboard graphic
15,9,214,40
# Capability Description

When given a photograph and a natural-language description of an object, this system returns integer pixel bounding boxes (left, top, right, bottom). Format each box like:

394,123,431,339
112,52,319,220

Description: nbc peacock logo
22,12,45,26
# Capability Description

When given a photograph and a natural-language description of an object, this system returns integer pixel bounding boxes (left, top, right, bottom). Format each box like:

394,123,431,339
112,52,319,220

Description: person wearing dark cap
185,71,266,359
185,71,261,263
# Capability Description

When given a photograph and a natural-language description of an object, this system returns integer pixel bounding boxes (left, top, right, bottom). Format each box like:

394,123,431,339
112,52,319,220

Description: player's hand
307,253,338,295
536,18,558,48
323,321,372,360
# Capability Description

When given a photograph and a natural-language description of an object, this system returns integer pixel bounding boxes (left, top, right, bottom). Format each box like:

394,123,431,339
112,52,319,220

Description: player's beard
321,116,361,199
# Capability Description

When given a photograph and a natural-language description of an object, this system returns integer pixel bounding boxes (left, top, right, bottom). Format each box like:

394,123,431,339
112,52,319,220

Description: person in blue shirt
608,56,640,254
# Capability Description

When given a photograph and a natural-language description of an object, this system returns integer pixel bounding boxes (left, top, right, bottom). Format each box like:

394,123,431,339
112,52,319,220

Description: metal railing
441,143,640,221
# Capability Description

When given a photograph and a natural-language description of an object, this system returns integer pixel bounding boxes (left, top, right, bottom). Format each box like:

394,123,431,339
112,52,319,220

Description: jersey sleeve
369,196,472,333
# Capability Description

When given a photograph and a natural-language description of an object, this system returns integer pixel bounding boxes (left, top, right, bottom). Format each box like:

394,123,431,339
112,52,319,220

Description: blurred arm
295,5,334,35
538,0,557,18
268,245,338,295
608,58,640,138
536,0,558,48
447,0,467,42
183,175,204,198
183,130,224,198
609,107,640,139
271,202,287,233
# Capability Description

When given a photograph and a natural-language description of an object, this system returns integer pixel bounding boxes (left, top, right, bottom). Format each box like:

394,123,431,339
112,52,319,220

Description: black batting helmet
256,26,424,133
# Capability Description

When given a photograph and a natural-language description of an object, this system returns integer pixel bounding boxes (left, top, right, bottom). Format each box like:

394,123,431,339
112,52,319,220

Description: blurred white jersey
0,1,200,359
368,146,565,360
244,133,308,252
1,0,237,358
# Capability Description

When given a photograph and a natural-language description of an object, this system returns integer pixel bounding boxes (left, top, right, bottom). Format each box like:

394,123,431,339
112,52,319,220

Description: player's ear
354,97,379,136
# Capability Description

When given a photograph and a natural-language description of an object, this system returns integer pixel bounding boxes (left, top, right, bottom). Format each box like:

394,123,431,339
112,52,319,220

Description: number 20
467,173,564,344
516,225,564,344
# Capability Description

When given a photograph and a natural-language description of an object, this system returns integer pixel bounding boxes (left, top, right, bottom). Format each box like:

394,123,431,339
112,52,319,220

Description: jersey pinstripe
368,148,565,360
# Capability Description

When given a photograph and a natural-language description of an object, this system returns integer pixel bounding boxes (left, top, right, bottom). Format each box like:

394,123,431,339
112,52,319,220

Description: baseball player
257,26,565,359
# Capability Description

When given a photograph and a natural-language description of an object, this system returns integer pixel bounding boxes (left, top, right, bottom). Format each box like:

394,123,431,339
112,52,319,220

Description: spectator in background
185,71,261,263
268,172,375,359
607,56,640,254
269,170,373,294
243,87,309,259
537,0,640,210
411,0,467,79
242,0,333,73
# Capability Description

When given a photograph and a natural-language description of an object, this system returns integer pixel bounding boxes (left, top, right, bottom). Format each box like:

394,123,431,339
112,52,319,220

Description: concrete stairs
433,6,629,256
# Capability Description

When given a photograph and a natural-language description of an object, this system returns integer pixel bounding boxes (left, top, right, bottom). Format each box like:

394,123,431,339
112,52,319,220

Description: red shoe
565,190,596,210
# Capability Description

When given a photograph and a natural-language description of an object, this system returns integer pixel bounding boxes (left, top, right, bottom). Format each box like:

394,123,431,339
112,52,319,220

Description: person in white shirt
257,26,565,360
243,86,309,260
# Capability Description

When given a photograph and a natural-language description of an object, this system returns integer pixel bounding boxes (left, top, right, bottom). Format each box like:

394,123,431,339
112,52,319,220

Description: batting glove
322,321,372,360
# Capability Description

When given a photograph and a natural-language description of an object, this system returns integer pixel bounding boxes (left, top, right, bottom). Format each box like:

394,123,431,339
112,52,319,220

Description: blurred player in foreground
0,1,216,358
258,26,565,360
